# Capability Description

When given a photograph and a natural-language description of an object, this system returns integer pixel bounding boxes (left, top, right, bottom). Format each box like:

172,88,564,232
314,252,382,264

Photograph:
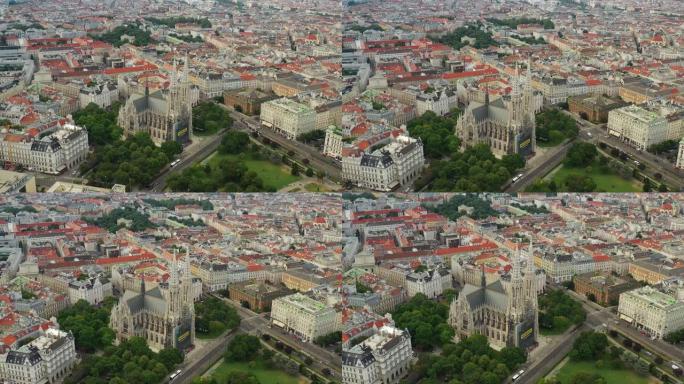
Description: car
587,132,592,137
512,369,525,381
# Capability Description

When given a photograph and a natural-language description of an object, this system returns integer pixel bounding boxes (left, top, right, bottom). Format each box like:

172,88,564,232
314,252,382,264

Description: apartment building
618,286,684,339
608,105,668,151
323,126,344,159
67,276,112,305
0,328,77,384
271,293,339,342
228,280,291,312
677,138,684,170
405,268,451,298
342,325,413,384
342,135,424,192
573,272,639,306
415,89,457,117
0,123,88,174
78,82,118,109
260,98,317,140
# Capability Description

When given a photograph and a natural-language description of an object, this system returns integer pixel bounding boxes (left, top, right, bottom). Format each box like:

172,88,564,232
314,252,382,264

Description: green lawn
547,162,642,192
209,361,304,384
304,183,331,192
205,153,300,190
553,359,653,384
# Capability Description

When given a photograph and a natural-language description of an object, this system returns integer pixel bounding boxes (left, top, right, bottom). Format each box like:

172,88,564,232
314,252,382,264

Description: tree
291,163,300,176
563,174,596,192
195,297,241,337
569,331,608,361
535,109,578,145
161,141,183,159
643,178,652,192
305,168,314,177
192,102,232,135
224,334,262,362
406,111,460,159
219,131,250,155
565,142,598,168
73,102,123,146
157,348,183,370
392,293,453,350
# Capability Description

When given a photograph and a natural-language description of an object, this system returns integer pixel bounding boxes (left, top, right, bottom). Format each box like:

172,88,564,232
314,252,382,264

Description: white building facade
0,124,88,175
405,269,452,299
67,277,113,305
260,98,317,140
608,105,669,151
618,286,684,339
270,293,339,342
342,135,424,192
0,328,77,384
342,325,413,384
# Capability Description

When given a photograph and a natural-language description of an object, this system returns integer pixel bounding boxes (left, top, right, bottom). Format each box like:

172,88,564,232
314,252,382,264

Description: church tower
525,241,540,340
507,245,526,323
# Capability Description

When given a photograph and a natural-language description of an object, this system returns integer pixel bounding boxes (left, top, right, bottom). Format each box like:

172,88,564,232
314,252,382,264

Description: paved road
223,106,342,181
518,287,684,384
561,109,684,191
505,140,574,192
171,294,341,384
148,128,234,192
215,294,342,376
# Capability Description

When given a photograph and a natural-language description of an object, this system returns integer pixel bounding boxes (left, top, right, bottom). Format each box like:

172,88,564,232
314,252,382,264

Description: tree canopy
64,337,183,384
193,102,233,136
535,109,578,146
392,293,454,350
57,298,117,352
538,290,586,334
427,193,500,220
434,24,499,50
407,111,460,159
91,23,154,47
224,334,262,362
195,297,241,337
219,131,251,155
82,132,172,189
416,334,526,384
422,144,525,191
85,206,156,233
569,331,608,361
565,142,598,168
73,102,123,146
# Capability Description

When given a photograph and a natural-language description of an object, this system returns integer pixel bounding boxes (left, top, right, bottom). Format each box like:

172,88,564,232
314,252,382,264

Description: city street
214,294,342,376
517,287,684,384
561,109,684,191
170,294,341,384
220,105,342,181
505,139,575,192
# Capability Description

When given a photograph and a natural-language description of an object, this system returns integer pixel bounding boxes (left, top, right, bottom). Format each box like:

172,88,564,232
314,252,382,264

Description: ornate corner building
449,243,539,350
109,250,196,353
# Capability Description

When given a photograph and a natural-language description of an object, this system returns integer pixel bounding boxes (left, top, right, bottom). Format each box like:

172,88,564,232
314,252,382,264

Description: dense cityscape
1,0,684,384
0,0,682,194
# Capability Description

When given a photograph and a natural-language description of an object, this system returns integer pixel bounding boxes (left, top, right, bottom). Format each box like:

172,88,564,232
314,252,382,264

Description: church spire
169,249,179,286
511,244,522,281
480,264,487,287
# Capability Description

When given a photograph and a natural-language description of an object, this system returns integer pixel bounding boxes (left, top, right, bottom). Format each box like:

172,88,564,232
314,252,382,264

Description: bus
169,369,182,381
170,159,181,168
512,369,525,381
512,173,524,183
